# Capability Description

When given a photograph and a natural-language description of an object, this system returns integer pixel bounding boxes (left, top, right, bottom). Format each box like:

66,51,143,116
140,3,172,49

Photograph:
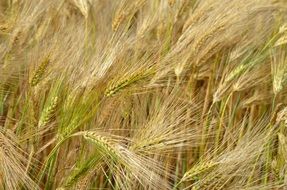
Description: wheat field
1,0,287,189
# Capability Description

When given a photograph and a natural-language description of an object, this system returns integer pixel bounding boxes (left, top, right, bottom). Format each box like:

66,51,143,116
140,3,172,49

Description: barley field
1,0,287,189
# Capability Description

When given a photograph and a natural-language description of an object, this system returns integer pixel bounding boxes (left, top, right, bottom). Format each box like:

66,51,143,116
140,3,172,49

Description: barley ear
30,55,50,87
83,132,120,160
38,96,59,127
104,70,152,97
112,12,125,32
181,161,219,182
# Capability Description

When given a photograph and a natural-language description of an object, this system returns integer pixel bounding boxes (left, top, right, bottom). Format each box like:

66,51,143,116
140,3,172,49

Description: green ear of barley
38,97,58,127
30,56,50,87
192,174,225,190
104,70,152,97
65,154,102,187
226,64,247,82
181,161,219,182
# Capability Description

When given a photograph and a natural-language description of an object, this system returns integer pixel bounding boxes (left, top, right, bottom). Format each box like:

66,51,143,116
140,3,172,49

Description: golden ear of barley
279,23,287,34
75,178,88,190
276,107,287,125
35,18,51,41
156,23,165,41
0,136,10,156
270,104,285,124
278,133,287,147
168,0,176,6
75,170,93,190
193,25,225,55
274,33,287,47
0,23,10,33
72,0,89,18
131,138,166,152
182,9,209,32
196,43,221,65
38,97,59,127
112,12,126,32
10,30,22,47
83,132,119,158
182,161,219,181
30,56,50,87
